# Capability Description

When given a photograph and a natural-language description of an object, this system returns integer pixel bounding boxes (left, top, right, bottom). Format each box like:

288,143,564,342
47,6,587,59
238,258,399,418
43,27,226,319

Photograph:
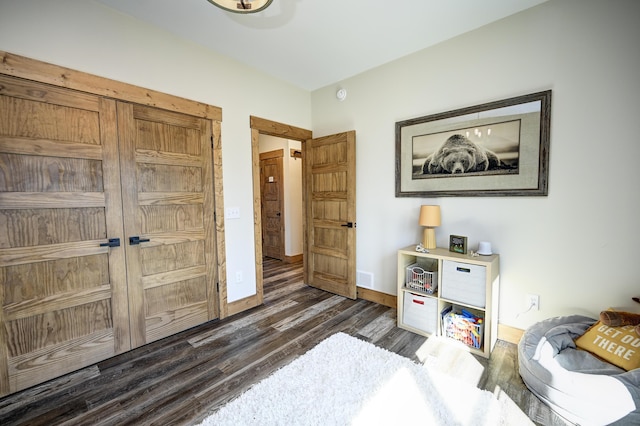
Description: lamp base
422,228,437,250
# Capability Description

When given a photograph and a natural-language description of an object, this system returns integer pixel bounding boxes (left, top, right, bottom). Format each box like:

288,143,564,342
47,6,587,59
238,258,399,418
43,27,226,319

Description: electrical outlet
236,271,243,283
526,294,539,311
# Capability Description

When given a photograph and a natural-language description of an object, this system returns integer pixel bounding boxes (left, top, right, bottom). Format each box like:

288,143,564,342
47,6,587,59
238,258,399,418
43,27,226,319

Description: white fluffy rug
197,333,524,426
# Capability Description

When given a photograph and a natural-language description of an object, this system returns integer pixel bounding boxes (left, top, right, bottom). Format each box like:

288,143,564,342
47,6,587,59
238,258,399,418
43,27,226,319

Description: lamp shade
418,205,441,227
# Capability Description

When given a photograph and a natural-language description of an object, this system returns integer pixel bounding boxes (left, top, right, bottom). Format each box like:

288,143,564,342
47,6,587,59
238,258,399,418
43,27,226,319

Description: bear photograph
412,120,520,178
396,91,550,197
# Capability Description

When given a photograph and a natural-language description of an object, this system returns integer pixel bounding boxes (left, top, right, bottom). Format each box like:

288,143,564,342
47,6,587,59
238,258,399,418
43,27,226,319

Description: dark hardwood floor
0,258,567,425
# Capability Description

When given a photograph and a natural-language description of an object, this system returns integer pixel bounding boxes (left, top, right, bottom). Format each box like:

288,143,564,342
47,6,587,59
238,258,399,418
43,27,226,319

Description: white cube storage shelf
396,246,500,358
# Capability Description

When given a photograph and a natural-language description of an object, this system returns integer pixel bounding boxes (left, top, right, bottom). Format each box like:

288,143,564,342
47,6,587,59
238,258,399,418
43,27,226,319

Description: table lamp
419,205,441,249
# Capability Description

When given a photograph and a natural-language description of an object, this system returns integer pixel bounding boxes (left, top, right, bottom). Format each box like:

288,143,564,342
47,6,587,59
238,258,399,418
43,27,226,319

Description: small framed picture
449,235,468,254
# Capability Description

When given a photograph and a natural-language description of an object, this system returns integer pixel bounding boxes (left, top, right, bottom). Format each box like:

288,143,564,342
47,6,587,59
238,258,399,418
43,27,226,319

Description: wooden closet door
117,102,218,348
0,76,129,396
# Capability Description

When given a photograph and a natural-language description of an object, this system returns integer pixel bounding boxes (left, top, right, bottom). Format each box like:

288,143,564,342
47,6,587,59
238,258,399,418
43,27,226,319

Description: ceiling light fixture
206,0,273,14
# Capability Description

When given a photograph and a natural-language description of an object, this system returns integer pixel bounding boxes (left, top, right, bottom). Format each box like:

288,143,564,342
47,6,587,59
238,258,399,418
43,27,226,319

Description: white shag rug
197,333,526,426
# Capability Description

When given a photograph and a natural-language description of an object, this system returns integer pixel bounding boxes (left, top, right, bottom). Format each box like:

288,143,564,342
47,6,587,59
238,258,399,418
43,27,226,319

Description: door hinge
211,135,214,148
216,282,219,292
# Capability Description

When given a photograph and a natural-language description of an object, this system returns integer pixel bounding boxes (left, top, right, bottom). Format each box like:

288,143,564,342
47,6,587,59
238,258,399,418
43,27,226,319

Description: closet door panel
118,102,217,348
0,77,129,396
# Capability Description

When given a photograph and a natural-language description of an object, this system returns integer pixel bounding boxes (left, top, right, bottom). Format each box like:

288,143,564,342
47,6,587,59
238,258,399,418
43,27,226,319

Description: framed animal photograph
395,90,551,197
449,235,468,254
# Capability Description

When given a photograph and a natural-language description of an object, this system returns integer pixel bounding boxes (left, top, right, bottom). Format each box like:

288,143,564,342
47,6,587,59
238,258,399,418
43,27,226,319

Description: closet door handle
100,238,121,248
129,236,150,245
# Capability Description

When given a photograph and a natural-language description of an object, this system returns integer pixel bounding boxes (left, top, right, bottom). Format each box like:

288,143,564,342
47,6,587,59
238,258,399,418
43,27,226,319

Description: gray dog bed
518,315,640,425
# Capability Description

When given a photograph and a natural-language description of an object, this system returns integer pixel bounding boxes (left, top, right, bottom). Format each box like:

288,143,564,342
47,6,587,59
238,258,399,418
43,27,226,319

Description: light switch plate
226,207,240,219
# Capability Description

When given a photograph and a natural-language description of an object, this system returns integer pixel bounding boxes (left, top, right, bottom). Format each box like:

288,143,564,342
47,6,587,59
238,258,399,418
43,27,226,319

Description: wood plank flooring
0,258,568,425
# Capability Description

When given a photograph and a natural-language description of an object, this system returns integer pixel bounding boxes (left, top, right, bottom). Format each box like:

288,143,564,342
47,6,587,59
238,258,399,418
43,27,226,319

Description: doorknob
341,222,355,228
129,236,150,245
99,238,121,248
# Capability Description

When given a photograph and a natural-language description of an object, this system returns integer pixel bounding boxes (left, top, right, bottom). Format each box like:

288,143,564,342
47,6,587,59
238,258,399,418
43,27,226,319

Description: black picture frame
395,90,551,197
449,235,468,254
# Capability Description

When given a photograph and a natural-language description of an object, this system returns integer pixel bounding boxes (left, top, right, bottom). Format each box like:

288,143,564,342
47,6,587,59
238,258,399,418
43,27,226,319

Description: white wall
310,0,640,329
285,141,303,256
259,136,303,257
0,0,312,302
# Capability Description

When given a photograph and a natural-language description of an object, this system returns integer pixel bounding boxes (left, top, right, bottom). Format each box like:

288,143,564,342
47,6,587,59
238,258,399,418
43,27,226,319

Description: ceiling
96,0,548,91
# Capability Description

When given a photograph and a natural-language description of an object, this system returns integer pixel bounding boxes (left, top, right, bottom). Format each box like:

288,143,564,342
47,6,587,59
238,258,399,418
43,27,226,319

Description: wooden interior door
260,150,284,260
0,76,129,396
117,102,218,348
304,131,356,299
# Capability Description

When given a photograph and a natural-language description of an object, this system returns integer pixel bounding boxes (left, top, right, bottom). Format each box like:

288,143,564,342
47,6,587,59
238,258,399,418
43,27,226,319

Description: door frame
243,116,311,313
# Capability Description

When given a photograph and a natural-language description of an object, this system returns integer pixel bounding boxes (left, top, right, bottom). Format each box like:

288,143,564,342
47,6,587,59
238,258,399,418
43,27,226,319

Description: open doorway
258,136,304,263
249,116,312,307
248,116,358,308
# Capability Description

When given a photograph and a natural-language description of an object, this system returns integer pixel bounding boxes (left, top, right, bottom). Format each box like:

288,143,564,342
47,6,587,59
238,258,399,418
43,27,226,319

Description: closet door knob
129,236,150,245
99,238,121,248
